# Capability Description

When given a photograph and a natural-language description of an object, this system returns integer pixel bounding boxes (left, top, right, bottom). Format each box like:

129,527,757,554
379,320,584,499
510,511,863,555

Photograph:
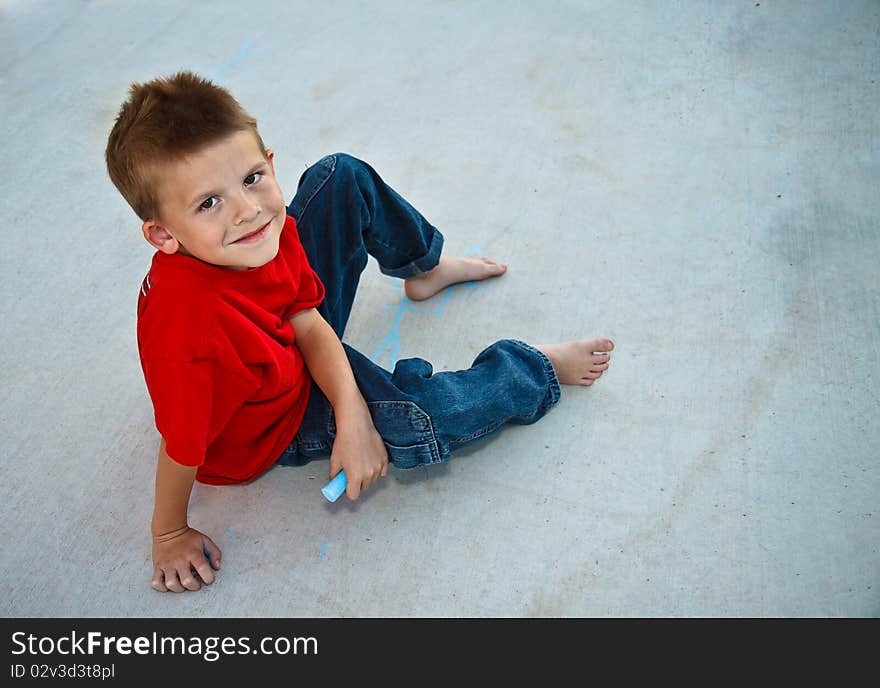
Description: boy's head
106,71,287,270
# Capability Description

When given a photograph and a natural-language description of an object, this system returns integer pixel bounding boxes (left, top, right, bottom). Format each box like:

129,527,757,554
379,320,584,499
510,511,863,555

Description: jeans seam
403,401,441,463
298,439,330,450
322,246,367,328
293,155,337,221
377,227,443,278
448,419,506,445
513,339,562,411
506,339,562,411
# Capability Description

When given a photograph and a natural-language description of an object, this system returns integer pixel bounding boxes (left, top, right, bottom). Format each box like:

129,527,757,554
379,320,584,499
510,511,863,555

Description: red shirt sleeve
141,357,257,466
282,217,325,318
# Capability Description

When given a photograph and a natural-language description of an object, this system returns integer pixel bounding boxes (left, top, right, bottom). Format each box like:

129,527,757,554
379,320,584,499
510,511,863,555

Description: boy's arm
150,439,221,592
290,308,388,500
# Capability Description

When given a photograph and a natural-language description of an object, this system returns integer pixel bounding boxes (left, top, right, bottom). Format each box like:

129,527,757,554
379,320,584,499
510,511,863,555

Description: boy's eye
244,172,262,186
199,197,219,211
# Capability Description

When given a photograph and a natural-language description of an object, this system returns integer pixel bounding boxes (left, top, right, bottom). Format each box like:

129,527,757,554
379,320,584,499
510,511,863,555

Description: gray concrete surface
1,0,878,617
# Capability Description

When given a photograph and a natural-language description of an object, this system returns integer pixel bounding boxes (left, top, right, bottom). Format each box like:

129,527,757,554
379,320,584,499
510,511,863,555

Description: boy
105,71,614,593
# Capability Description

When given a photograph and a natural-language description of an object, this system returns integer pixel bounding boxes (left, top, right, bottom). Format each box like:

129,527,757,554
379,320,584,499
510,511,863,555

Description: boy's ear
266,148,275,172
142,220,181,255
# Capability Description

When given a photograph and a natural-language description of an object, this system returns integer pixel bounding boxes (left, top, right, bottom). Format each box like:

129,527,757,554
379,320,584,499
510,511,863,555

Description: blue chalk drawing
225,527,240,540
312,538,337,565
208,37,271,80
370,245,484,368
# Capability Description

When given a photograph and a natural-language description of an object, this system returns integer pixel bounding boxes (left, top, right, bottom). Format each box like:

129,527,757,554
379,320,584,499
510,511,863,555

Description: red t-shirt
137,215,325,484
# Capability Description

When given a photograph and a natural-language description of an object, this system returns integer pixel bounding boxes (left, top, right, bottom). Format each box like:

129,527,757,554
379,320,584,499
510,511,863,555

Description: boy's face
143,130,286,270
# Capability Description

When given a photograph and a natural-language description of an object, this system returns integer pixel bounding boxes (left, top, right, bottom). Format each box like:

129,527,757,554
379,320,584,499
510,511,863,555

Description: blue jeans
276,153,561,470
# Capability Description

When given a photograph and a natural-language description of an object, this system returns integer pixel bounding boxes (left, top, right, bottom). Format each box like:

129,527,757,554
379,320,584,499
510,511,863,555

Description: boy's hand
291,307,389,500
330,412,388,501
151,527,221,593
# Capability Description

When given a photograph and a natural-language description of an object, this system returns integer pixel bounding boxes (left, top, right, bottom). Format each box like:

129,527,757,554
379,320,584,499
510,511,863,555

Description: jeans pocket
328,400,442,469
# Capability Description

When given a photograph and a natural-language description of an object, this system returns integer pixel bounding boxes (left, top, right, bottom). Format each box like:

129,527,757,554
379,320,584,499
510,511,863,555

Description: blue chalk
322,471,347,502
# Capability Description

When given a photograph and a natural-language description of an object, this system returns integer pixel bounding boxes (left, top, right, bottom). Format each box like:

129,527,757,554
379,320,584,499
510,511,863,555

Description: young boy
105,71,614,594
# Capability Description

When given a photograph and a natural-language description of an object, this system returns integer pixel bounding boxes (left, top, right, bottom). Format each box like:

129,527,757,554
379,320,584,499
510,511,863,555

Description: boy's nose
233,192,260,224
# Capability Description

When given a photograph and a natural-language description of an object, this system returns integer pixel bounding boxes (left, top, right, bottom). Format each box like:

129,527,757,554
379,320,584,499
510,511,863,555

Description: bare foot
535,338,615,386
404,256,507,301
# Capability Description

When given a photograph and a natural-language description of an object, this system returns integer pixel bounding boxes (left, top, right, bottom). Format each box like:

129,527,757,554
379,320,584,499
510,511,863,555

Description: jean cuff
509,339,562,413
378,227,445,279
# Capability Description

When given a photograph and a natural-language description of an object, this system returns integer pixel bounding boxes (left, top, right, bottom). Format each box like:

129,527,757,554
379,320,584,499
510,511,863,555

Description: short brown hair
105,71,267,221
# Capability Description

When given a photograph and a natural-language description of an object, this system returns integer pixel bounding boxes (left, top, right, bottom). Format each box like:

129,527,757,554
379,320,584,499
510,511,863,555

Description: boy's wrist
151,523,189,542
332,390,371,425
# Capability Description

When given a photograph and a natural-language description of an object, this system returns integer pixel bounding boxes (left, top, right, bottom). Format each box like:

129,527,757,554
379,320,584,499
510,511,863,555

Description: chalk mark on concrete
208,36,271,80
311,538,337,565
370,245,484,368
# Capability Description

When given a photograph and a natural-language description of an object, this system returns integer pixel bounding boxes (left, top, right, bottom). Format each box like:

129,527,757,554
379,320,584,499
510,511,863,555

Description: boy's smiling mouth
231,219,271,245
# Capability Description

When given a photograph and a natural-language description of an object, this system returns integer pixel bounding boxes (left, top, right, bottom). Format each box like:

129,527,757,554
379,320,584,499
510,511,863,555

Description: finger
365,469,379,490
346,480,361,501
380,462,389,477
194,561,216,586
201,535,222,570
193,558,214,585
151,568,169,593
162,569,186,593
192,552,216,586
178,566,202,592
